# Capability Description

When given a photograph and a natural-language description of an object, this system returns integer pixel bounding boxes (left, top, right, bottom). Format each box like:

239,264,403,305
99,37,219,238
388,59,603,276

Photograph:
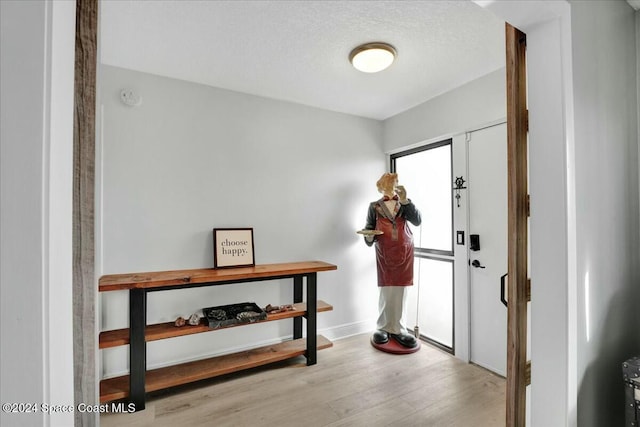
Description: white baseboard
319,319,375,341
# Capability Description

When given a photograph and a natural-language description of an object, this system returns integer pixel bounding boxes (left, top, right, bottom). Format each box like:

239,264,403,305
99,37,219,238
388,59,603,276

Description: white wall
570,1,640,425
382,69,506,363
0,1,75,426
383,69,505,153
98,65,386,376
526,13,574,427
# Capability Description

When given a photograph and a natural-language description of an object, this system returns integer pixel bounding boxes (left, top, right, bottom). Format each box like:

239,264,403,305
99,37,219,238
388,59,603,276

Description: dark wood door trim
505,22,529,427
73,0,98,425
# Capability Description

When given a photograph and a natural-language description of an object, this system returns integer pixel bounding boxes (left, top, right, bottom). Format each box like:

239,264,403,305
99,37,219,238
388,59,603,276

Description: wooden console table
98,261,337,411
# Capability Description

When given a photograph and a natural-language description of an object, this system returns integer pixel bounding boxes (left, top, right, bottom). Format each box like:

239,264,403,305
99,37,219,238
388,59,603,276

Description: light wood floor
101,334,505,427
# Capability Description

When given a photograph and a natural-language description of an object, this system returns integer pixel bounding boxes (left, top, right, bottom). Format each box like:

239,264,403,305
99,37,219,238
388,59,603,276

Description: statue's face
380,176,397,195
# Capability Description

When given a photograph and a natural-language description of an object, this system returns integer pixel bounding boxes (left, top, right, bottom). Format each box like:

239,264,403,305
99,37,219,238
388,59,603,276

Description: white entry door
468,123,508,376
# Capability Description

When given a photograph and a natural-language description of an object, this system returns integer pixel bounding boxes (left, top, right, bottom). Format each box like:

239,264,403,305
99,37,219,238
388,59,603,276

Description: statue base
370,335,421,354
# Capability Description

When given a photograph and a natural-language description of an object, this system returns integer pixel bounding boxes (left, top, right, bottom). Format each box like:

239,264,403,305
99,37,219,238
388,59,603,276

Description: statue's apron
374,200,414,287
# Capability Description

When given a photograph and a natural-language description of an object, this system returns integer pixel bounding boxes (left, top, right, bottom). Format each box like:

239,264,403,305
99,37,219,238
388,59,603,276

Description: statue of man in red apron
362,172,421,348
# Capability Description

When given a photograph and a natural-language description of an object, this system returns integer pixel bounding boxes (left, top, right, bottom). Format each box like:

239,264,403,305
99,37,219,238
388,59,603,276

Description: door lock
470,234,481,251
471,259,486,269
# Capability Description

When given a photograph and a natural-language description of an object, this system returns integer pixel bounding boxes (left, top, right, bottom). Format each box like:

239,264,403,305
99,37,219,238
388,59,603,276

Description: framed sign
213,228,255,268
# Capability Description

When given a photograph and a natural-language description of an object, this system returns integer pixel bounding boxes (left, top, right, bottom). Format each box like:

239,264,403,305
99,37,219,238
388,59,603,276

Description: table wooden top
99,261,337,292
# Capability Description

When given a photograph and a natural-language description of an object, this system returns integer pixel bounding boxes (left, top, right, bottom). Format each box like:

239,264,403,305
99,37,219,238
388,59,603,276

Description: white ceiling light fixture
349,42,397,73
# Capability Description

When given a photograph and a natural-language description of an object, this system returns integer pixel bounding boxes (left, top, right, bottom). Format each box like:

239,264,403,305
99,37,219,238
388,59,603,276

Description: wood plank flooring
101,334,505,427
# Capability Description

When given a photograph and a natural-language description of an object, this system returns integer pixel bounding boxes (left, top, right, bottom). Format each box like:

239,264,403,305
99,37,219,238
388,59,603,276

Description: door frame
73,0,98,425
72,5,533,426
505,22,529,426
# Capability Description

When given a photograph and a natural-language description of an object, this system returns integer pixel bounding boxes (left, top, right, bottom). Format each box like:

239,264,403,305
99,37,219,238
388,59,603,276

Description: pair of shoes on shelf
372,330,389,344
390,333,418,348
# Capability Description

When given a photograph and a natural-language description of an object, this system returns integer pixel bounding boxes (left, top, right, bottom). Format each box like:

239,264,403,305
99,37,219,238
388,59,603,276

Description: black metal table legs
129,289,146,411
305,273,317,366
293,276,303,340
292,273,317,365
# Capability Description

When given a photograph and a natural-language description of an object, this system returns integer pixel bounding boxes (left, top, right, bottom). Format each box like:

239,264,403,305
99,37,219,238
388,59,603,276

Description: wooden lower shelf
99,301,332,349
100,335,332,403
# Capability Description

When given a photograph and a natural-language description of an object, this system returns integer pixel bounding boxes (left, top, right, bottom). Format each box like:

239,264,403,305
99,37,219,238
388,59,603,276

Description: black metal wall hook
453,176,467,207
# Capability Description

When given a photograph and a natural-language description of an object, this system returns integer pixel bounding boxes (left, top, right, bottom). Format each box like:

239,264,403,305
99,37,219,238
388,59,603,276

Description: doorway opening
73,2,530,424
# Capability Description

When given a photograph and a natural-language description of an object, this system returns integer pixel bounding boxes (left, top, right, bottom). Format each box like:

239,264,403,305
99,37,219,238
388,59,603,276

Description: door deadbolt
470,234,481,251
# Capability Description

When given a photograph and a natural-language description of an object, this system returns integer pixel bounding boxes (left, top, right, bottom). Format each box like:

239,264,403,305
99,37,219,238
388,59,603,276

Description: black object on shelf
203,302,267,329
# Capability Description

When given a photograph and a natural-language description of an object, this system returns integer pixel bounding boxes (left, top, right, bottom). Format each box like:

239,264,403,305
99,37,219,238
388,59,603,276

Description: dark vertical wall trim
505,22,528,427
73,0,97,425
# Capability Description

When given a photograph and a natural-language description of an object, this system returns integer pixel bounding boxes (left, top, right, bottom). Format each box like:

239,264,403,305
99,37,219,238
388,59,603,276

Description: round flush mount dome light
349,42,397,73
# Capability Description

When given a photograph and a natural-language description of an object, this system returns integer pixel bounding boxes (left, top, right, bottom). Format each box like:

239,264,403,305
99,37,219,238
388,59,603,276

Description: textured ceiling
100,1,505,120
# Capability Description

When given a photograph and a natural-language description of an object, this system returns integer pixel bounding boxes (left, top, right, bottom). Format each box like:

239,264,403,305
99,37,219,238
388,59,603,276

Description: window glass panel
404,257,453,348
393,143,452,253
